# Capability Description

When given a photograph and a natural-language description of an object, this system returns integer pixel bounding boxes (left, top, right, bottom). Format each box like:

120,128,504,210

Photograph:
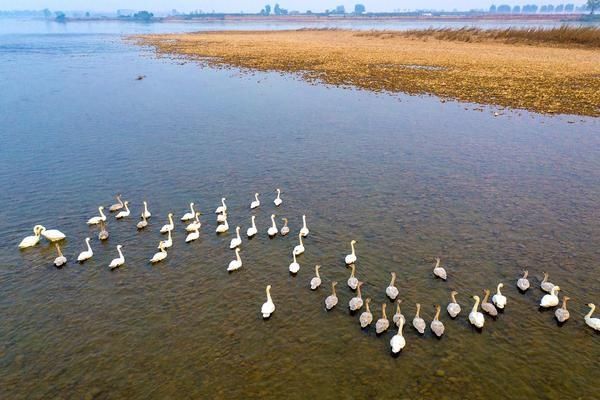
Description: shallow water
1,20,599,400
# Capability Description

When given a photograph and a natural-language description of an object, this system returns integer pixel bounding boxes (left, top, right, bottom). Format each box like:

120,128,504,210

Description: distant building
117,9,135,17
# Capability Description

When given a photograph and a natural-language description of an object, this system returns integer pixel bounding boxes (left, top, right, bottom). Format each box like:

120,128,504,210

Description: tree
43,8,51,18
133,11,153,21
497,4,511,13
556,4,565,12
335,5,346,14
564,3,575,12
587,0,600,14
264,4,271,15
354,4,366,14
540,5,548,12
274,3,280,15
512,5,521,13
54,11,66,22
489,5,497,13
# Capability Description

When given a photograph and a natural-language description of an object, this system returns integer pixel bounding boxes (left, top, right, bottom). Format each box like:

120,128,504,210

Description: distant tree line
259,4,367,15
488,3,597,13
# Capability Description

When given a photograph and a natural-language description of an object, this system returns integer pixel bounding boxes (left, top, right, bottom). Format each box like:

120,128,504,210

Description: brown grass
133,29,600,116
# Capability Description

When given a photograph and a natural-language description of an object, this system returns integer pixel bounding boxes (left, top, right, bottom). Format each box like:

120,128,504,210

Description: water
1,19,599,399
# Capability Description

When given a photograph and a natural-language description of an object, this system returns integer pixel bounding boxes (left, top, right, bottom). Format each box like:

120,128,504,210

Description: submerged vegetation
135,27,600,116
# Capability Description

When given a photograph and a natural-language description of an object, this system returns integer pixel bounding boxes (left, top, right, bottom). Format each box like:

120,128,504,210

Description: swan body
216,219,229,234
261,285,275,318
517,270,530,291
310,265,322,289
160,213,174,234
115,201,130,219
347,264,358,290
393,300,405,327
246,215,257,238
433,257,447,280
185,228,200,243
289,252,300,274
77,237,93,262
325,281,338,310
555,296,570,323
136,213,148,229
150,244,167,263
217,211,228,223
87,206,106,225
141,201,151,218
390,318,406,354
19,226,42,249
250,193,260,209
348,281,364,311
541,272,555,293
229,226,242,249
215,197,227,214
38,226,66,242
267,214,278,237
293,232,305,255
585,303,600,331
274,188,282,206
540,286,561,308
109,194,124,212
280,218,290,236
492,283,507,309
181,202,196,221
430,305,445,337
109,245,125,269
300,214,309,237
447,290,461,318
469,295,485,329
227,248,242,271
158,230,173,249
345,240,357,265
482,289,498,316
376,302,390,334
98,221,109,240
53,243,67,267
412,303,426,334
359,298,373,328
386,272,399,300
186,212,201,232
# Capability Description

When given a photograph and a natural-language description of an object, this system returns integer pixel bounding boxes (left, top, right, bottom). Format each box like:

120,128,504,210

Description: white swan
345,240,357,265
109,245,125,269
150,243,168,263
87,206,106,225
216,219,229,233
555,296,570,323
158,230,173,249
227,248,242,271
325,281,338,310
19,225,42,248
347,264,358,290
274,188,282,206
115,201,130,219
393,300,405,326
215,197,227,214
430,305,445,337
447,290,461,318
181,202,196,221
77,237,93,263
469,295,485,329
280,218,290,236
289,251,300,274
360,298,373,328
186,212,201,232
53,243,67,267
349,281,364,311
98,221,109,240
229,226,242,249
517,270,530,291
390,317,406,354
293,232,305,255
261,285,275,318
217,210,228,223
160,213,174,234
310,265,322,290
585,303,600,331
250,193,260,209
38,225,66,242
386,272,399,300
433,257,447,280
412,303,426,334
376,303,390,334
185,227,200,243
137,213,148,230
540,286,560,308
492,283,507,309
109,194,124,212
300,214,309,237
246,215,257,238
541,272,555,293
141,201,151,218
267,214,278,237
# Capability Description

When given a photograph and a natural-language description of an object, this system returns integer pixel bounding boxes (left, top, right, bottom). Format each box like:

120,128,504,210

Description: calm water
1,19,599,400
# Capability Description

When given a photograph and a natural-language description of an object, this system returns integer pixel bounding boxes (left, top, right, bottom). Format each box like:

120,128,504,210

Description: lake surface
1,19,599,399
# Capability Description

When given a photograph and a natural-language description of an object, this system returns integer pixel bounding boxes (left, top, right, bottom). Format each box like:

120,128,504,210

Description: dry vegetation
134,28,600,116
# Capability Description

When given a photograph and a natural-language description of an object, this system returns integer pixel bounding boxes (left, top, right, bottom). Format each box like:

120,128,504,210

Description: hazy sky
0,1,579,12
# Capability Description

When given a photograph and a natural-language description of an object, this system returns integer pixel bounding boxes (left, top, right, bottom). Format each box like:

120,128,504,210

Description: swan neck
451,292,457,303
496,284,502,295
435,306,441,320
302,215,307,228
483,290,490,303
351,241,355,255
56,243,63,257
416,303,420,317
350,264,355,277
390,273,396,286
99,207,106,219
266,286,272,302
86,239,92,252
315,266,320,278
473,297,480,312
585,304,595,318
117,247,123,259
382,303,387,319
299,233,303,245
357,284,362,298
236,249,241,262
